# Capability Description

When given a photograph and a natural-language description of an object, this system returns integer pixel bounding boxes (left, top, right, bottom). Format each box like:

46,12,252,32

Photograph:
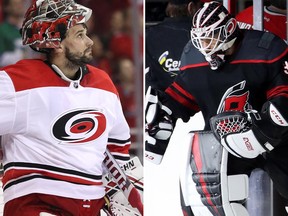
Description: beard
64,47,93,67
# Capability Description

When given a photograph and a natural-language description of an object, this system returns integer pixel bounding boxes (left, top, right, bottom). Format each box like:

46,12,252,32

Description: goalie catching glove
210,108,281,159
145,86,174,164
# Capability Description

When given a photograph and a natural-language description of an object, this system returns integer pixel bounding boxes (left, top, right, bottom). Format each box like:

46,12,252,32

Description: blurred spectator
0,0,42,67
110,10,126,36
108,8,143,61
114,58,136,134
89,34,113,76
77,0,130,37
84,13,112,76
236,0,287,41
0,0,25,66
78,0,143,73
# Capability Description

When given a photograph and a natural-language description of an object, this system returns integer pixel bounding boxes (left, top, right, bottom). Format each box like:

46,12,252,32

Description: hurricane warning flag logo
51,109,106,144
217,80,250,113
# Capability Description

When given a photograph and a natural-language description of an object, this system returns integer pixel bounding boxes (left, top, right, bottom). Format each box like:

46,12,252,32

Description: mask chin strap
204,36,237,70
205,54,225,70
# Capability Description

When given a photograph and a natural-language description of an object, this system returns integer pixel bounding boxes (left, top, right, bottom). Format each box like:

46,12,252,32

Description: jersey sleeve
159,75,200,123
107,95,131,165
0,71,16,135
260,45,288,144
265,45,288,115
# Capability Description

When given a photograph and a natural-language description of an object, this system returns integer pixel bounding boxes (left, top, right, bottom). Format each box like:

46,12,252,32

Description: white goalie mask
190,1,239,68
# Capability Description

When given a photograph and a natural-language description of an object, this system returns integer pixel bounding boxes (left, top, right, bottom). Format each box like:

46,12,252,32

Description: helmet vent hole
27,28,33,38
46,6,58,18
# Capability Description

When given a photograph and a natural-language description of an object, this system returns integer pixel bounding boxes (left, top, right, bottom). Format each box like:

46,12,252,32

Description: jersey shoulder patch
258,32,275,49
235,30,287,62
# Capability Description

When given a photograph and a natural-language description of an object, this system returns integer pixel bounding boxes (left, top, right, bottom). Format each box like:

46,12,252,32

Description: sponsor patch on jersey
51,108,106,144
158,51,180,76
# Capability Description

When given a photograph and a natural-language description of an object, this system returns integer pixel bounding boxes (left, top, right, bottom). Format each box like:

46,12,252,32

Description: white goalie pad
180,131,249,216
102,157,143,216
180,132,213,216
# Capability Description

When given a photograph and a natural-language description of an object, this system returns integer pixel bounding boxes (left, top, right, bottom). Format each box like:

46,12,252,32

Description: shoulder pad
180,41,206,69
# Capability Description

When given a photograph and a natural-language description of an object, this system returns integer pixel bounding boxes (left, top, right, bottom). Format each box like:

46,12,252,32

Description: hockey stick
103,149,143,215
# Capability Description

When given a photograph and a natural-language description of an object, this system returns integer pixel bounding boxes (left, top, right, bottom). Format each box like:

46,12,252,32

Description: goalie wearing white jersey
145,1,288,215
0,0,144,215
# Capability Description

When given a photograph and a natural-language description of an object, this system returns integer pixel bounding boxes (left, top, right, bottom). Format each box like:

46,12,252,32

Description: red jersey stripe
166,87,199,110
172,82,197,101
180,62,209,71
166,83,200,111
231,48,288,65
266,85,288,99
107,144,130,155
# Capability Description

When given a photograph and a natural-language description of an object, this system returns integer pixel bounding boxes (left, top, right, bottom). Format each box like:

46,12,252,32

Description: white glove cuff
222,129,267,158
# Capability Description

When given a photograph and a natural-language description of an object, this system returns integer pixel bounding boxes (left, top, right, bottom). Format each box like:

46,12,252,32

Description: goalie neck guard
21,0,92,52
190,1,239,69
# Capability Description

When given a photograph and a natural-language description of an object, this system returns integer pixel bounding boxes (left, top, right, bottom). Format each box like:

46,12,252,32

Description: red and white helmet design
190,1,238,57
21,0,92,51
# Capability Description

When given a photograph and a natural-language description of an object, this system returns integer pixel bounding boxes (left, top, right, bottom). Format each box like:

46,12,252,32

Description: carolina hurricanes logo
223,92,249,111
226,18,237,36
217,80,250,113
51,109,106,144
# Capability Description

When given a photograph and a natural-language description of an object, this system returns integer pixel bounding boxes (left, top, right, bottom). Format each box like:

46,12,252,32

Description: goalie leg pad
227,175,249,201
187,131,249,216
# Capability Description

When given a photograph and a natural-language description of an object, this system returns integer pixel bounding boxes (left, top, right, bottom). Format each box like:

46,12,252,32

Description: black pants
227,143,288,200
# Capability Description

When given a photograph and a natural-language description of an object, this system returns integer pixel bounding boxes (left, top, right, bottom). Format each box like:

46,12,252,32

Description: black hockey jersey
145,17,192,91
162,30,288,136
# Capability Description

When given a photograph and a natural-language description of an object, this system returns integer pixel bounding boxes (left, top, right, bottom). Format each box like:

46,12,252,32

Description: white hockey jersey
0,59,131,203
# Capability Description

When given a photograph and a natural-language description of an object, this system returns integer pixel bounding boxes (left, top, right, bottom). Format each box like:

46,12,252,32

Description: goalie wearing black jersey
145,1,288,216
